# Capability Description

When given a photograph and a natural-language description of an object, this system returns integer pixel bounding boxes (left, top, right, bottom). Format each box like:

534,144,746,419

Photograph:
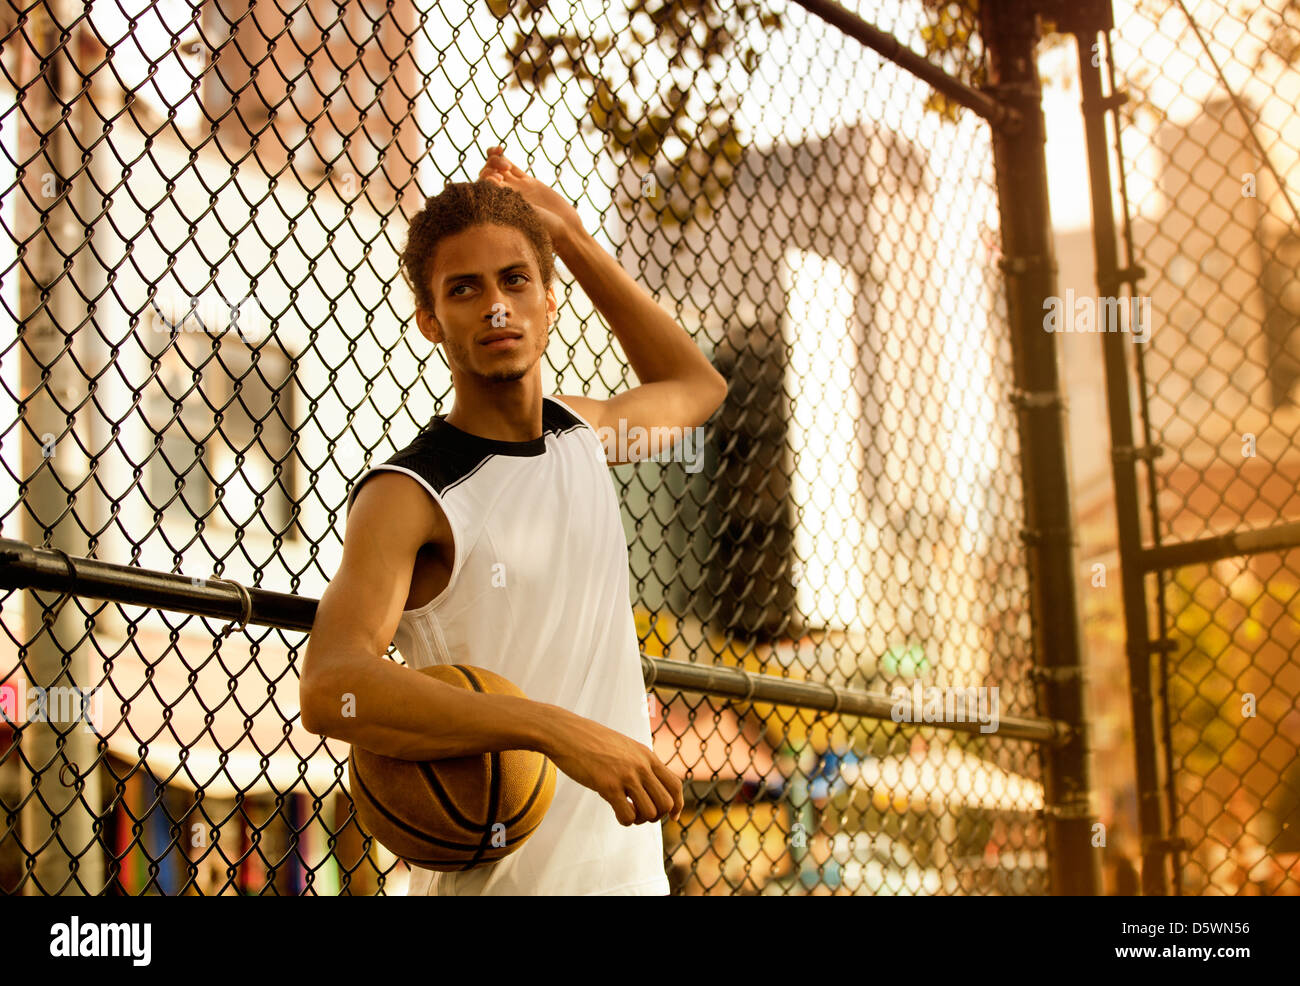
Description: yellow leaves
635,606,675,659
486,0,549,21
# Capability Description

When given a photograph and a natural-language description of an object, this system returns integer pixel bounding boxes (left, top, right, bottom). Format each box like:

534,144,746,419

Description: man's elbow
701,369,728,417
298,669,338,737
298,680,324,736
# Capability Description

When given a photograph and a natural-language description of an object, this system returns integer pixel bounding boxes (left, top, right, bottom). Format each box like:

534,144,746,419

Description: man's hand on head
479,145,585,247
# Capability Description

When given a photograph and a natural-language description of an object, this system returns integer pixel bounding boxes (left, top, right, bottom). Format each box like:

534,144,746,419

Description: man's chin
484,364,529,383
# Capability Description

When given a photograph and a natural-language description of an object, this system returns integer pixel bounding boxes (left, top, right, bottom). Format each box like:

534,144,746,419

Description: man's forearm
301,652,567,761
554,224,722,387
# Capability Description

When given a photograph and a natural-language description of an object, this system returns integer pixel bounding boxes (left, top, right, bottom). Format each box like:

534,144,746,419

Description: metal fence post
1069,23,1173,897
980,0,1101,896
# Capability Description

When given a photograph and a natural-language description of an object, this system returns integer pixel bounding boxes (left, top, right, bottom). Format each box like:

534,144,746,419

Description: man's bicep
556,381,723,467
313,474,439,662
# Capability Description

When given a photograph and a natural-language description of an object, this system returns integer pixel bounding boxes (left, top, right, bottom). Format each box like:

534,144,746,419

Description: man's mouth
479,331,523,349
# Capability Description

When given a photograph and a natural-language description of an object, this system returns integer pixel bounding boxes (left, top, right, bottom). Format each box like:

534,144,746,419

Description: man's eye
507,273,527,285
450,284,469,296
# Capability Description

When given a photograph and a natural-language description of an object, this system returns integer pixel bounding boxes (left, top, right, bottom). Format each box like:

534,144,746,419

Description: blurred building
615,119,1045,893
616,120,1023,694
1052,28,1300,892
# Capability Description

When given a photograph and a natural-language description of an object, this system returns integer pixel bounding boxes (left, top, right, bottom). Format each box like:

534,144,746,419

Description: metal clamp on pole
1096,265,1147,296
1018,524,1078,548
738,669,758,705
641,653,658,690
208,577,253,638
996,252,1057,277
43,546,79,626
1040,798,1095,821
819,680,843,718
1111,443,1165,464
1142,835,1189,856
1029,665,1087,686
1010,388,1066,411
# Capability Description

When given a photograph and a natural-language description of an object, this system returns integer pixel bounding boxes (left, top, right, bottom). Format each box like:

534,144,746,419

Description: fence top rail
789,0,1023,129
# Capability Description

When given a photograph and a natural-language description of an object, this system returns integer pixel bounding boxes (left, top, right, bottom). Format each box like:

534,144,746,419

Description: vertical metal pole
16,0,102,894
979,0,1100,895
1073,30,1172,896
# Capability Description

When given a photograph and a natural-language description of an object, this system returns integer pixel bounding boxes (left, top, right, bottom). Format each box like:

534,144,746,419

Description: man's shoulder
345,421,472,517
544,393,599,434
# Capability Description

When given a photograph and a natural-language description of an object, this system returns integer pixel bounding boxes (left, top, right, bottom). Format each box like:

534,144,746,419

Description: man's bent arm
300,648,567,761
554,224,726,397
477,148,726,434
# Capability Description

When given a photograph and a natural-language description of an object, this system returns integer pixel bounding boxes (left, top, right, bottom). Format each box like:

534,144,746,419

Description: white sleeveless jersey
345,395,669,896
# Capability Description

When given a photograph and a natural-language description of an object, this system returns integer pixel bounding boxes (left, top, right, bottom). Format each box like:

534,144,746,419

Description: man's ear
545,286,557,326
416,306,442,344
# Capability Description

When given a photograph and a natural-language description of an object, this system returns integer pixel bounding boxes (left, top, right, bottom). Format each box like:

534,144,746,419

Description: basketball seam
417,761,481,832
502,755,554,826
399,816,548,866
457,665,503,871
350,751,481,853
352,665,553,870
354,752,542,855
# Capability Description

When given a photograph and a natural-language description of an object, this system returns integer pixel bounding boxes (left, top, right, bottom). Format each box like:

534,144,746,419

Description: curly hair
400,180,555,317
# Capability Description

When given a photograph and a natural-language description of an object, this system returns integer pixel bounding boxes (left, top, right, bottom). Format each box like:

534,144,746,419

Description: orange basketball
347,664,556,871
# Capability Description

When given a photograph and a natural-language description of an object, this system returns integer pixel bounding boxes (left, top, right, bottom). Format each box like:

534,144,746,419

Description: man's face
416,223,556,384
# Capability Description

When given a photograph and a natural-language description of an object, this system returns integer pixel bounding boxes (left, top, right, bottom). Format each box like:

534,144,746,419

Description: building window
145,327,299,540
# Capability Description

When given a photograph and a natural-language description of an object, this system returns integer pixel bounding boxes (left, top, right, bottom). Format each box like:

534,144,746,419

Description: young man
299,147,728,895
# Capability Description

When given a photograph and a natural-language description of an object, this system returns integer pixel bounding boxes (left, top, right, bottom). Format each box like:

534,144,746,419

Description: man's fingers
651,759,684,819
485,145,528,179
612,791,637,825
645,776,675,821
488,151,526,178
610,795,635,826
624,785,657,824
627,768,677,823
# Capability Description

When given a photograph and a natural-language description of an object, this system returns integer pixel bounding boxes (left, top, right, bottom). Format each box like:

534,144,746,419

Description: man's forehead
432,226,534,281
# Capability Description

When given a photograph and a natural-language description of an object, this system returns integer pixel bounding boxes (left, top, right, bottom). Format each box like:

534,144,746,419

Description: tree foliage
489,0,776,228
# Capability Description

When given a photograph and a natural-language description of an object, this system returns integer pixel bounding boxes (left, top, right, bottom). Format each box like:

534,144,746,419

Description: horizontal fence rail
0,538,1073,746
1139,520,1300,573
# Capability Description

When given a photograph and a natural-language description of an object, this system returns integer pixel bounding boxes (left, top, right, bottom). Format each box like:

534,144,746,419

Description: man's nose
481,290,510,323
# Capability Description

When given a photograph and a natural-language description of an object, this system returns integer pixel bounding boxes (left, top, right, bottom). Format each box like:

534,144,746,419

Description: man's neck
445,380,544,443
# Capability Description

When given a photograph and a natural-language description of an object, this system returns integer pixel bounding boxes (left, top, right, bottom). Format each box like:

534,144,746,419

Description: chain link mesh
0,0,1049,895
1111,0,1300,895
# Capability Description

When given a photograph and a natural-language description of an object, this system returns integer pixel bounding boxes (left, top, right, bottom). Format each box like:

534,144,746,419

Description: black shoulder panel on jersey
345,396,587,512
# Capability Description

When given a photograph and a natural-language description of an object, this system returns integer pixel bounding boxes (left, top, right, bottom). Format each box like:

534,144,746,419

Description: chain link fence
0,0,1060,895
1106,0,1300,894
